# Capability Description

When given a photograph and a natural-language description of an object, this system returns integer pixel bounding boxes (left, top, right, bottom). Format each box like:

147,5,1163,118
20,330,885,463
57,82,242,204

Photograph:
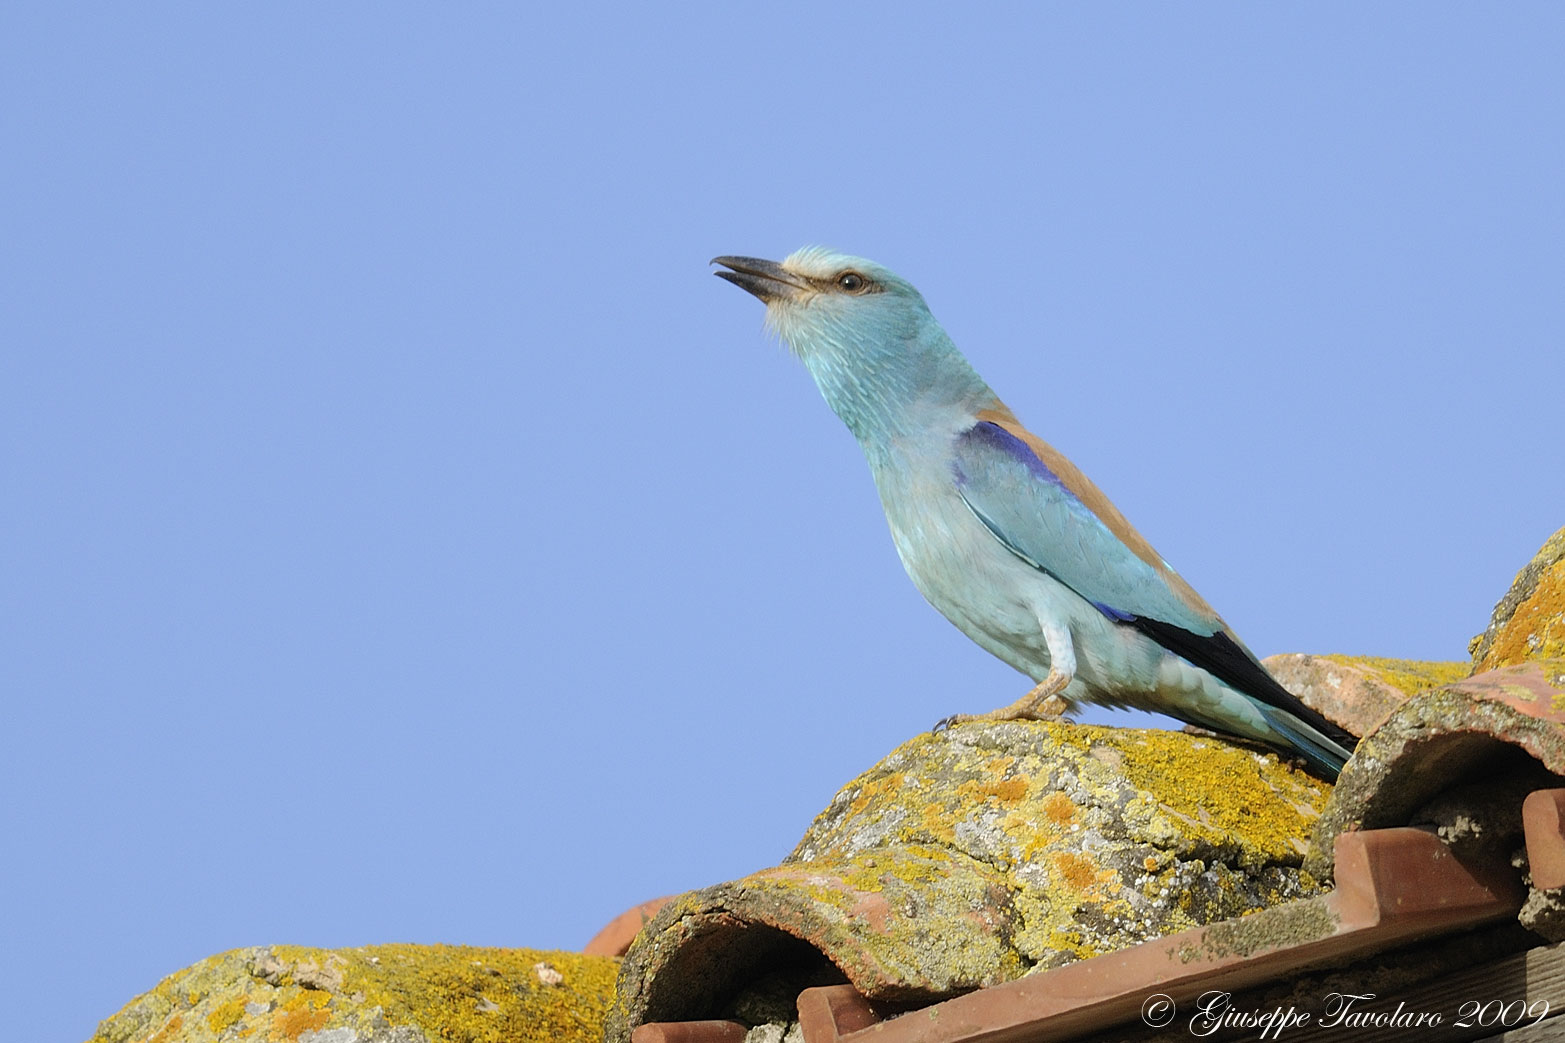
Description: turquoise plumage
714,248,1356,777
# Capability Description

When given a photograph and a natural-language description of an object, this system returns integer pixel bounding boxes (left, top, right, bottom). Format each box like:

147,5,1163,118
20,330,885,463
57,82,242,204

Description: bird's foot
931,675,1070,733
1026,693,1070,718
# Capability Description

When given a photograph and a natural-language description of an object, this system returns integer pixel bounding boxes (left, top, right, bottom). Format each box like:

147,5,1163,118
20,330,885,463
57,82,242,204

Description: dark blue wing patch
954,421,1067,489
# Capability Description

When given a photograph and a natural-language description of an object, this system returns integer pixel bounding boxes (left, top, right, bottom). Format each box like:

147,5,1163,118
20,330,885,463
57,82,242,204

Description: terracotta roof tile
587,897,674,957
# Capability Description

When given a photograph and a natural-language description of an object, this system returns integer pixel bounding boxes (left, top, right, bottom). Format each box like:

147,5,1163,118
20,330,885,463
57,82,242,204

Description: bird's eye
837,271,868,293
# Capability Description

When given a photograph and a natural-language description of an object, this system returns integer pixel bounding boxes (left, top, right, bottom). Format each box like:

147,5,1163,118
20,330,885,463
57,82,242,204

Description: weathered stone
85,944,618,1043
1520,888,1565,942
1307,681,1565,882
1471,526,1565,675
1263,653,1467,736
608,721,1331,1043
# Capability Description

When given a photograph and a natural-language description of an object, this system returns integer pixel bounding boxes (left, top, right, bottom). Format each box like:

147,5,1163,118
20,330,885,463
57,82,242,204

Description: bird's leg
934,669,1071,730
1013,672,1073,718
934,621,1075,731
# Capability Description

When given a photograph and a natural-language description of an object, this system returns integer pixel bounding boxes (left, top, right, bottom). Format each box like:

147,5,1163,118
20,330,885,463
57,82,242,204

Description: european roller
713,248,1357,778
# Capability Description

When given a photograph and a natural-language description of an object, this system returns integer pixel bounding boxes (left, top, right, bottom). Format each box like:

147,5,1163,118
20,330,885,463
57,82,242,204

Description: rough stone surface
1448,661,1565,723
85,944,618,1043
1263,653,1467,736
607,721,1331,1043
1302,525,1565,922
1307,681,1565,882
1519,887,1565,942
1471,527,1565,676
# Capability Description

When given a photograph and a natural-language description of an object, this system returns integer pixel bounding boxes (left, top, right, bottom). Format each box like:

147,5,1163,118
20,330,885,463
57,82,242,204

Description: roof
616,528,1565,1043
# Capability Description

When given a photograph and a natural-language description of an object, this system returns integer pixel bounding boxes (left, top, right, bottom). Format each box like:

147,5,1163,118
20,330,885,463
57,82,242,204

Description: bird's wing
951,405,1356,750
951,406,1223,635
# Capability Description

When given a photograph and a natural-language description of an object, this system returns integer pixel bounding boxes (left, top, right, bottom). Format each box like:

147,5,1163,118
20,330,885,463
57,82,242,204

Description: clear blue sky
4,5,1561,1040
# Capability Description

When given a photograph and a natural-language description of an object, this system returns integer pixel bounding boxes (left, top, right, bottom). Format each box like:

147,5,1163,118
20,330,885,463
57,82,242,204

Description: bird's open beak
712,256,808,303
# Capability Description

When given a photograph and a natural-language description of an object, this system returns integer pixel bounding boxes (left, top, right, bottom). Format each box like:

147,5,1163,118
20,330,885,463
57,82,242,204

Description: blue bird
713,248,1356,778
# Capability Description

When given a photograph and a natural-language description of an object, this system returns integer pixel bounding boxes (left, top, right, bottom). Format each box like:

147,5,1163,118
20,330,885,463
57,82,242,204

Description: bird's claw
935,673,1071,734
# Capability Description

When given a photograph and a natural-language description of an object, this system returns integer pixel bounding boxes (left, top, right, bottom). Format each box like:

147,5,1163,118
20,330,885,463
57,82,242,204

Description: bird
712,247,1357,778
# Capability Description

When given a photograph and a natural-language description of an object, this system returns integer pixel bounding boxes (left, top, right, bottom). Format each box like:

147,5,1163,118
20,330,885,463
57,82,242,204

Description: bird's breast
871,456,1055,672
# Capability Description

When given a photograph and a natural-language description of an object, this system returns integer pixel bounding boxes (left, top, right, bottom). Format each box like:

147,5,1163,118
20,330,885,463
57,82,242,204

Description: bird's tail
1256,705,1354,779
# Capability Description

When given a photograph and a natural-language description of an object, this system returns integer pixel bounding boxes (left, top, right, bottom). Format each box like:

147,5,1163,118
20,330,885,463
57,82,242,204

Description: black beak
711,256,808,303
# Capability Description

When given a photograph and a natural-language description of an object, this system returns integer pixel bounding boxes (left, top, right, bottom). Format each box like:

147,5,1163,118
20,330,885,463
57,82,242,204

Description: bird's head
712,247,927,358
713,247,990,443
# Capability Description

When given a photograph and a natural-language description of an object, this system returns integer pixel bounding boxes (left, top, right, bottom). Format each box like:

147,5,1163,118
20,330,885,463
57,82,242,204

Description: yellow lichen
825,844,959,896
86,945,620,1043
146,1014,184,1043
1049,851,1099,893
1471,528,1565,671
981,777,1029,802
756,719,1331,1003
1478,556,1565,671
1043,927,1096,960
1319,654,1469,695
279,987,329,1012
204,994,247,1034
1041,792,1077,827
335,943,620,1043
277,1007,330,1040
1103,726,1330,864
